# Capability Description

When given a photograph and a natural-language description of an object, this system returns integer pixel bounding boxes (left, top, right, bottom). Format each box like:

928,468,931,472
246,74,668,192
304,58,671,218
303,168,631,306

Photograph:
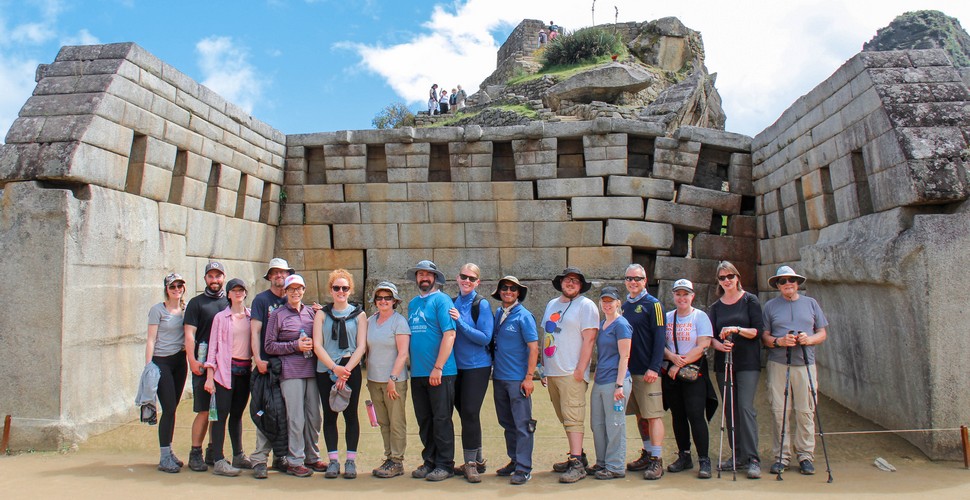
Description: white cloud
0,54,41,143
342,0,970,136
195,36,266,114
61,28,99,46
8,22,55,44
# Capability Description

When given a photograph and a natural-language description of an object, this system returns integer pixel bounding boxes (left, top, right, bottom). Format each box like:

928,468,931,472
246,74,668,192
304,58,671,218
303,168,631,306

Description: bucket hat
491,276,528,302
406,260,446,284
263,258,295,280
768,265,806,288
552,267,592,293
371,281,402,304
329,384,353,412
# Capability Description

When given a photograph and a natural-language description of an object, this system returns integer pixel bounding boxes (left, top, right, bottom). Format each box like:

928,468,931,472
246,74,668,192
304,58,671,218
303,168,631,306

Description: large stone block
158,202,187,235
467,181,534,200
727,215,758,238
537,177,604,198
604,219,673,250
495,200,569,221
607,175,675,200
305,202,361,224
398,223,465,249
360,201,429,223
432,248,502,280
586,158,627,176
515,162,557,180
387,167,429,183
0,141,130,191
465,222,534,248
287,184,344,203
652,161,696,183
428,201,497,223
567,246,633,279
644,199,713,232
572,196,643,220
677,185,742,214
125,162,172,201
277,225,333,250
366,248,434,278
533,221,603,247
692,234,757,262
653,256,720,281
204,185,237,217
804,194,837,230
332,223,397,249
674,126,752,152
499,247,567,280
408,182,469,201
345,183,408,202
168,175,206,209
304,249,365,270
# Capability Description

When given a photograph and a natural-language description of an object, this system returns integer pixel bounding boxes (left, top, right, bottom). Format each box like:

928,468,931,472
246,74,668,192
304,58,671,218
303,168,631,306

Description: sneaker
286,464,313,478
374,459,404,478
627,449,651,471
747,459,762,479
343,460,357,479
510,470,531,485
553,452,588,473
188,448,207,472
496,460,516,477
799,459,815,475
204,444,215,466
595,469,625,480
667,451,693,473
232,453,253,469
324,459,341,479
213,458,241,477
464,461,481,483
253,463,268,479
425,467,454,481
643,456,664,480
170,452,184,468
158,453,181,473
272,456,288,472
697,457,712,479
769,461,788,475
306,460,329,473
558,457,587,483
412,464,433,479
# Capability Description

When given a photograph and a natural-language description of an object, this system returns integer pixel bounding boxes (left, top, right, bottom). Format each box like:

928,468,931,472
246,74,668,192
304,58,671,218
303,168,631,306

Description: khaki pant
546,375,588,433
766,360,817,464
367,380,409,462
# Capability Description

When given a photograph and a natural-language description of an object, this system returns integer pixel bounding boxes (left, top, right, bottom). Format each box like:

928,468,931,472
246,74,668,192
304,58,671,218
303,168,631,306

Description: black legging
454,366,491,452
316,362,362,452
665,375,709,458
209,367,252,462
152,352,187,448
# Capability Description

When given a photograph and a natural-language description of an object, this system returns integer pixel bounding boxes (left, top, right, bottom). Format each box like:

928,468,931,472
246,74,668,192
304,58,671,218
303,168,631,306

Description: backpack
452,292,487,324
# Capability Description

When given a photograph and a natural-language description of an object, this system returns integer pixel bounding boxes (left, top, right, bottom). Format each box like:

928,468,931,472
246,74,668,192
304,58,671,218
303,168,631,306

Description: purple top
264,302,317,380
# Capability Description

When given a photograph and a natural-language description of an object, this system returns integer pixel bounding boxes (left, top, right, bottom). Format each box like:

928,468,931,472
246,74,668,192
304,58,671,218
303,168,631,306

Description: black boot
667,451,693,473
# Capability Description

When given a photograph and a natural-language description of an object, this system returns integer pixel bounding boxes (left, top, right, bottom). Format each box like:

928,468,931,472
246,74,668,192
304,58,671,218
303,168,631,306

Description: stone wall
752,48,970,459
0,43,284,449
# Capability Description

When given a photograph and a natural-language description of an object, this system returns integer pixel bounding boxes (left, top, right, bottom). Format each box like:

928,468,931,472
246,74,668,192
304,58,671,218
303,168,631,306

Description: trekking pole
727,349,737,481
775,345,792,481
801,343,834,483
717,353,729,479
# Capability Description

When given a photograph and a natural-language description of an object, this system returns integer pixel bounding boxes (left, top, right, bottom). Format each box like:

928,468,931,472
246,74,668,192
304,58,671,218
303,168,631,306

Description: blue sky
1,0,968,142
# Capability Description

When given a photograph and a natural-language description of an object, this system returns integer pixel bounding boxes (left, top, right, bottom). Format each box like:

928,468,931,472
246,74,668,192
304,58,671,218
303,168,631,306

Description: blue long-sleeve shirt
452,291,494,369
622,290,666,375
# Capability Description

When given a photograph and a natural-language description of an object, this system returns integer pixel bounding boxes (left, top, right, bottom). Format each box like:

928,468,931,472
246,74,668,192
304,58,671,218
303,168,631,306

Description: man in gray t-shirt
760,266,828,477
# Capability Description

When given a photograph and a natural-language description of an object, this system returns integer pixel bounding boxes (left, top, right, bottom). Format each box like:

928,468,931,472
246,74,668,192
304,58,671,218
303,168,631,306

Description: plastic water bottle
536,365,545,379
197,341,208,365
208,393,218,422
365,400,379,427
613,400,624,426
300,329,312,358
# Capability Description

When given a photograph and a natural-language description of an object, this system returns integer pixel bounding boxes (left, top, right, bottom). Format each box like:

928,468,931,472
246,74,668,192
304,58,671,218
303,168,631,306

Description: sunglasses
775,277,799,285
375,295,395,302
167,284,184,290
499,285,518,292
458,273,479,282
717,274,737,281
624,276,645,282
332,286,350,293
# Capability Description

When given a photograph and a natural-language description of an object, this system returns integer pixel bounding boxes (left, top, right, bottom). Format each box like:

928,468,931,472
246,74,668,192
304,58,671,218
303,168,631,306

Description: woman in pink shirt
204,278,254,476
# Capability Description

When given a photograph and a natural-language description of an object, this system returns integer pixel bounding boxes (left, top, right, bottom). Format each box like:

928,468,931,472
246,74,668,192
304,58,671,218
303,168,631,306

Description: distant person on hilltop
428,84,439,115
439,89,450,114
538,29,547,46
455,85,467,110
449,89,458,113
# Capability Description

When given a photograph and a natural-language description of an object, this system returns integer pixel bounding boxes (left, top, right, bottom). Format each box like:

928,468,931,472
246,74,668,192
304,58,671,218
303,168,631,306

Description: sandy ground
2,380,969,499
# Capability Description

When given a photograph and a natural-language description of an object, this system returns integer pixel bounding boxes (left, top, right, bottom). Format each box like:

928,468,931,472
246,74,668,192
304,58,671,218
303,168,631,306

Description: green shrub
541,27,624,69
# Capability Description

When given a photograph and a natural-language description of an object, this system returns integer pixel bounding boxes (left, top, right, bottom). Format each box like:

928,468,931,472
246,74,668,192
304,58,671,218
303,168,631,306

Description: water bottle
208,393,218,422
536,364,545,379
197,341,208,365
613,399,624,427
300,329,312,358
365,400,379,427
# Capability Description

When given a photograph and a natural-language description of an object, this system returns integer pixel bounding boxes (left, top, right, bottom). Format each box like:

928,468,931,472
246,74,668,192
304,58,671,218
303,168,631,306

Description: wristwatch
772,337,779,348
615,383,624,389
389,375,399,382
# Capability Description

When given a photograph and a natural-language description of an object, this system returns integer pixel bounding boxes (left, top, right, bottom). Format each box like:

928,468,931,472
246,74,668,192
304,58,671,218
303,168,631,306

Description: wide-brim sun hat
405,260,446,284
552,267,592,293
371,281,402,304
264,257,295,280
491,275,528,302
672,278,694,293
284,274,306,289
768,265,806,288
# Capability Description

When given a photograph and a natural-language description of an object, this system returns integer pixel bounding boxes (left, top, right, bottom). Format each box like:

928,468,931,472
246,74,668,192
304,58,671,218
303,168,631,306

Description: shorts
546,375,588,433
626,375,664,419
192,373,209,413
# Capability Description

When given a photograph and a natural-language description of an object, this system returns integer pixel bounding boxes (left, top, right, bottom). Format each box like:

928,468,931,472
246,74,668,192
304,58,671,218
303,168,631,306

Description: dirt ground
1,380,968,499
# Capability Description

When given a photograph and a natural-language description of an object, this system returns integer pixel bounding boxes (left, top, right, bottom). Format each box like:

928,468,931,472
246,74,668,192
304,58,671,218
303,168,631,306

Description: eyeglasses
499,285,518,292
286,287,305,293
167,284,184,290
458,273,479,282
562,277,581,285
624,276,645,282
776,277,799,285
332,286,350,293
718,274,737,281
375,295,394,302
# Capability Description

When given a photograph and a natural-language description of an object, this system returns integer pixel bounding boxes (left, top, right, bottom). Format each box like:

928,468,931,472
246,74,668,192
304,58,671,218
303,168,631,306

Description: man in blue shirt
406,260,458,482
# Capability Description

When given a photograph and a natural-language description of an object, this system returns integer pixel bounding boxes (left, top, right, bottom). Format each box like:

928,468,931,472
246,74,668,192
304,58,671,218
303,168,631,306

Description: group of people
427,84,467,115
538,20,561,45
144,255,829,485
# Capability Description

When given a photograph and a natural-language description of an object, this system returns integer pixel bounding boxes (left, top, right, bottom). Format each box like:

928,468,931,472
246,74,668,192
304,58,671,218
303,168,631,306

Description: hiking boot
324,459,340,478
769,461,787,475
643,456,664,480
253,463,268,479
627,449,651,471
558,457,587,483
343,460,357,479
455,459,487,476
425,467,454,481
305,460,328,472
464,461,481,483
213,459,241,477
799,459,815,475
411,464,433,479
553,451,588,473
188,448,207,472
697,457,712,479
232,453,253,469
510,470,531,485
272,456,288,472
170,451,184,468
374,459,404,478
719,457,744,471
204,444,215,466
667,451,693,473
286,464,313,477
158,453,181,473
496,460,516,477
594,469,625,480
747,458,762,479
586,463,604,475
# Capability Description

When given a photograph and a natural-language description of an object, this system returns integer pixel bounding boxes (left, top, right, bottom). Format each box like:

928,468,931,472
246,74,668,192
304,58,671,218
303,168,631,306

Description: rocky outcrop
864,10,970,67
640,71,725,131
542,63,653,110
627,17,704,73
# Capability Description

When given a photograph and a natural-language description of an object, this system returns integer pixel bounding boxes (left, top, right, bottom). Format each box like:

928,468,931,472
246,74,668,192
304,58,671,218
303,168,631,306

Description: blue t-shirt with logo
594,316,633,385
492,303,539,381
408,291,458,377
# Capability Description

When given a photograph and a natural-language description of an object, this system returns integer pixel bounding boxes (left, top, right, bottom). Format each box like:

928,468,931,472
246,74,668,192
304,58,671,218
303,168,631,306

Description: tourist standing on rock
449,89,458,112
456,85,467,110
203,278,254,477
708,261,765,479
313,269,368,479
761,265,828,477
448,263,493,483
538,29,547,45
490,276,538,485
428,84,439,115
264,274,322,478
406,260,458,482
588,286,632,480
540,267,599,483
366,281,411,478
147,272,188,473
663,279,715,479
621,263,666,480
184,261,230,472
248,258,295,478
439,89,450,114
